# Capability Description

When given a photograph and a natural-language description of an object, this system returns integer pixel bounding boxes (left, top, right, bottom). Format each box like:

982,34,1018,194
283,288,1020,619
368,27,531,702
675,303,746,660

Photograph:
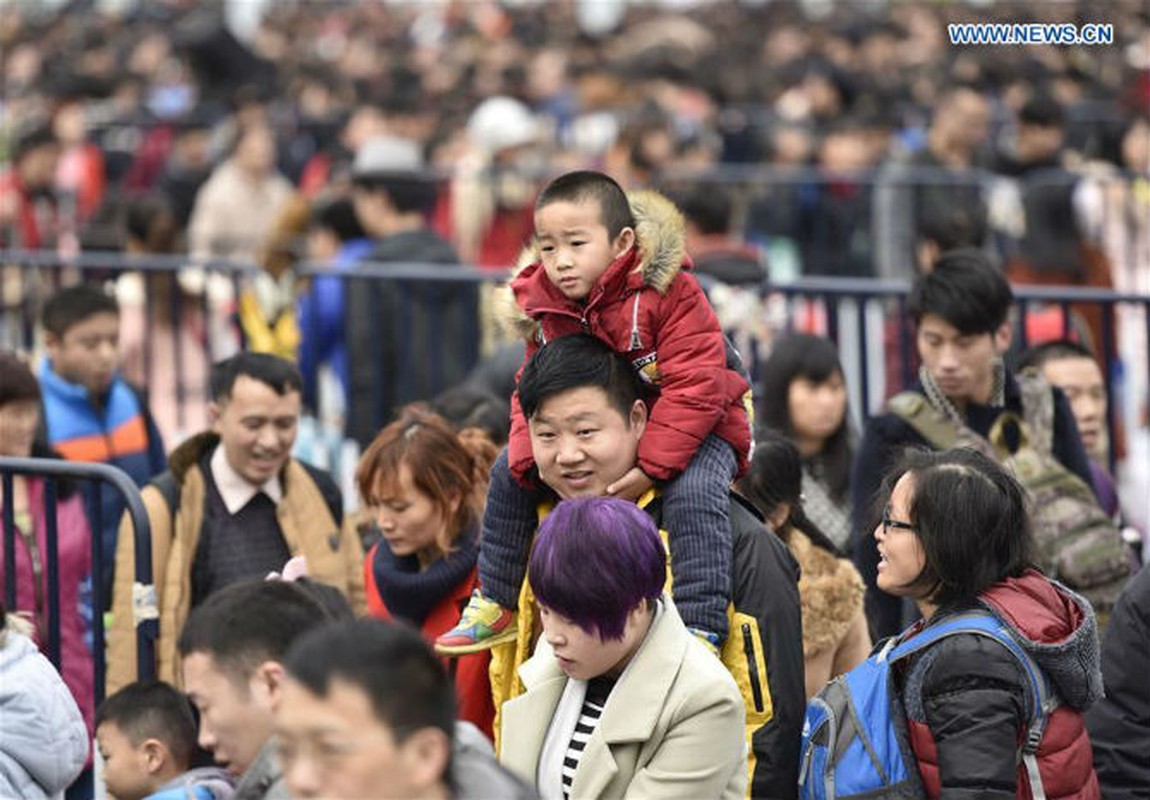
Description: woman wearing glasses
875,447,1102,799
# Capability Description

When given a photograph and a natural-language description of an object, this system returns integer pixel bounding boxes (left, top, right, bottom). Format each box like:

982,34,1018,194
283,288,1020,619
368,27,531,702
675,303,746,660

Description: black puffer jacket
1085,562,1150,799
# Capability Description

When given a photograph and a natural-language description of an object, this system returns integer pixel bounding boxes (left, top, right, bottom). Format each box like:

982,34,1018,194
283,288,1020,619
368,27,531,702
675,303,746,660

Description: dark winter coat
900,571,1102,799
1085,562,1150,799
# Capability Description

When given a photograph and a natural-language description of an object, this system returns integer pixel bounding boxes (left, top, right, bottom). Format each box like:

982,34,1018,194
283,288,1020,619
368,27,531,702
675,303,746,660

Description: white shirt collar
209,444,284,515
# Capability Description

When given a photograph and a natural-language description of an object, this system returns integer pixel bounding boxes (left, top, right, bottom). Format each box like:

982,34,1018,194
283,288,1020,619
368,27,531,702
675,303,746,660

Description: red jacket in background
504,190,752,484
363,544,495,740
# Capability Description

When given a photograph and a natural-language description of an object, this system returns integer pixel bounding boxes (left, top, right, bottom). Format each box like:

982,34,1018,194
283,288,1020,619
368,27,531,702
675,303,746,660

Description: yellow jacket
106,433,364,693
491,490,804,798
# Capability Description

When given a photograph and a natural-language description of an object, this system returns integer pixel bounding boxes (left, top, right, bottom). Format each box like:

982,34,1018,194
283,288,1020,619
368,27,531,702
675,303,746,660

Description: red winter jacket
364,545,495,740
504,190,752,484
902,571,1102,799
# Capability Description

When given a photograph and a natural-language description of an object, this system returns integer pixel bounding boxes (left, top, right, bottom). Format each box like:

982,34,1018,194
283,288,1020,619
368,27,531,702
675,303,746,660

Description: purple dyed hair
528,497,666,641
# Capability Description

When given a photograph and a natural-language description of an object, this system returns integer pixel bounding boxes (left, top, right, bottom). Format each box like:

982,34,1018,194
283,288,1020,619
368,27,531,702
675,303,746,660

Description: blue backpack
798,611,1056,800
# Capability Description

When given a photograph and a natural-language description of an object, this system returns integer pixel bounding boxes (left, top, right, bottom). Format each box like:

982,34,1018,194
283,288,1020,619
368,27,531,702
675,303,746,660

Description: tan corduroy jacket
106,433,364,693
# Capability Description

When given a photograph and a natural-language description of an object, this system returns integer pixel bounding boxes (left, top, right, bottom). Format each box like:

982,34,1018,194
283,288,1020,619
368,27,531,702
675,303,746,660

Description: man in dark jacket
346,135,480,446
852,249,1095,639
485,334,804,799
1085,561,1150,798
278,619,537,800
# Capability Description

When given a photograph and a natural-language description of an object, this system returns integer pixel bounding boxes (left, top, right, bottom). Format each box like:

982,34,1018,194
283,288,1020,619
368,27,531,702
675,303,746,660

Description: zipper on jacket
742,622,764,713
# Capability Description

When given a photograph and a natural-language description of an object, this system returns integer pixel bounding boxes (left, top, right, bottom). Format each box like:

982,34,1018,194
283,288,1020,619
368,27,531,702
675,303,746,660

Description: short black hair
429,385,511,446
884,447,1035,608
1017,338,1096,372
352,174,439,216
536,170,635,240
211,352,303,403
285,619,455,748
176,580,333,684
310,197,366,242
673,183,731,236
517,334,645,422
916,200,988,252
908,248,1013,335
1019,93,1065,129
96,681,198,769
42,284,120,338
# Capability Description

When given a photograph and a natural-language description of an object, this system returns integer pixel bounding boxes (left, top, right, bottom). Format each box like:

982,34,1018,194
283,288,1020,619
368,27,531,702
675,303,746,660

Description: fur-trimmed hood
789,530,866,658
498,189,688,340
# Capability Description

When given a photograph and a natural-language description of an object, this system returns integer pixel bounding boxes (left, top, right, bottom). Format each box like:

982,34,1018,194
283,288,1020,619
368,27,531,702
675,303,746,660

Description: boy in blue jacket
39,284,166,607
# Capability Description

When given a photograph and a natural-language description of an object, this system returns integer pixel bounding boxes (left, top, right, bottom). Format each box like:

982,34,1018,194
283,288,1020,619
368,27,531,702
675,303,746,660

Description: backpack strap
1013,368,1056,457
887,611,1056,797
885,392,961,450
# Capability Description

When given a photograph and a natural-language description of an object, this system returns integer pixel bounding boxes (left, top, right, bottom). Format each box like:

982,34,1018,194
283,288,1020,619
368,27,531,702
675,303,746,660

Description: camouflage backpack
887,368,1130,621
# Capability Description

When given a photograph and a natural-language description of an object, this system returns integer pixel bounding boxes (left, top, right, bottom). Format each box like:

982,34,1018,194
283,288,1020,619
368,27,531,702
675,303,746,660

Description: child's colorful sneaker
435,591,517,654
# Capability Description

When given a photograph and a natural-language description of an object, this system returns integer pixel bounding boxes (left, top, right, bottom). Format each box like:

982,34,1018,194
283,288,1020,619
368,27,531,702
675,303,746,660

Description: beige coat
106,433,365,693
500,597,747,800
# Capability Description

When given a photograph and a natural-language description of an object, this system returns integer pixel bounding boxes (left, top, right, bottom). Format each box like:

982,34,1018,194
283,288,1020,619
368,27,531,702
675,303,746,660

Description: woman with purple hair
499,496,747,800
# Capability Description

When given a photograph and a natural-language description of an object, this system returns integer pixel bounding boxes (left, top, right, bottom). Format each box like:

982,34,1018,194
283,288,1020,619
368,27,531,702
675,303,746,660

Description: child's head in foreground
96,681,198,800
534,170,637,302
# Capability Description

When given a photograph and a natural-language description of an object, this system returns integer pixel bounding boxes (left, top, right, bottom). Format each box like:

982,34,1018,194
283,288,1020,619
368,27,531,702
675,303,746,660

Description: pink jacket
0,478,95,737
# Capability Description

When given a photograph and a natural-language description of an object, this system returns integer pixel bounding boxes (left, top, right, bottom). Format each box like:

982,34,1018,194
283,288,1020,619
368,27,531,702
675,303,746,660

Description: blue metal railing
0,457,156,703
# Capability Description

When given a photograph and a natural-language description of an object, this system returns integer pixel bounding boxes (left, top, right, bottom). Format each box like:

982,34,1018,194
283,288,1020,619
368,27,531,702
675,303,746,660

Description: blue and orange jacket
38,358,166,599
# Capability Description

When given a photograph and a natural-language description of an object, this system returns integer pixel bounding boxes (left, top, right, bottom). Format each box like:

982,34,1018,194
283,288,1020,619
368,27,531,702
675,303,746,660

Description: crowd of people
0,162,1147,799
2,1,1150,799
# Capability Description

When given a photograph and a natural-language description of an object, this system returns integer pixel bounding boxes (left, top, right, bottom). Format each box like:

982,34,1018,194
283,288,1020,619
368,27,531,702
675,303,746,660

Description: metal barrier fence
2,248,1148,474
0,456,156,704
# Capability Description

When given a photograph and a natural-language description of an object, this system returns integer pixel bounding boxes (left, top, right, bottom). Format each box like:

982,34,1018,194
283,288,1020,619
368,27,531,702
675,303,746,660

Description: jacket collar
516,596,690,797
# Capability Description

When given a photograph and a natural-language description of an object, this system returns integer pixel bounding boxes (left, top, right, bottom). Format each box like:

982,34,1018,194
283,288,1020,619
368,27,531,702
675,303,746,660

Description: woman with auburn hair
356,405,498,739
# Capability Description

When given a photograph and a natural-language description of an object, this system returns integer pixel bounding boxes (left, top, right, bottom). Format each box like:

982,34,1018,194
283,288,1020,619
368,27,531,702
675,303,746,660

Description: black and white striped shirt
562,676,616,799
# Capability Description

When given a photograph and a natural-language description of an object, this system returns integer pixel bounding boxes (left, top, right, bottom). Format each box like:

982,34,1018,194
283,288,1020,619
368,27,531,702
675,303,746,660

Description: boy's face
916,313,1009,407
535,199,634,302
96,721,153,800
46,311,120,396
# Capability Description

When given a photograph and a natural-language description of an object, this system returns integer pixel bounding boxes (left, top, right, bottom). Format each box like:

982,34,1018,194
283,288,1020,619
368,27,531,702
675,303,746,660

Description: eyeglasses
881,505,916,535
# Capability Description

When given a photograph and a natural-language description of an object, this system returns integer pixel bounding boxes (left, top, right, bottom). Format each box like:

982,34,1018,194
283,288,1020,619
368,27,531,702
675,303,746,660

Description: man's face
210,375,300,486
916,313,1008,407
182,652,277,777
276,677,447,800
46,311,120,396
535,199,633,302
96,721,153,800
529,386,646,500
1041,355,1107,458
